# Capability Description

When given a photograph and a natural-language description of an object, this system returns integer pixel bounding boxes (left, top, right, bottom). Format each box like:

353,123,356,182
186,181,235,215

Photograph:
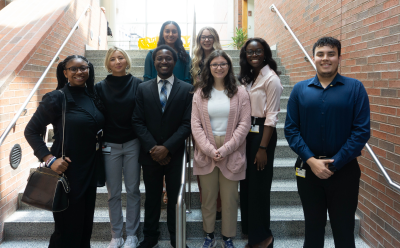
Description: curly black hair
152,44,178,62
238,38,280,85
56,55,105,113
157,21,188,63
194,50,237,99
312,36,341,57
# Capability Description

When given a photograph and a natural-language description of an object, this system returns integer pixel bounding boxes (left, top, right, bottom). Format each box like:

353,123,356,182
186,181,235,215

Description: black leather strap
58,90,66,160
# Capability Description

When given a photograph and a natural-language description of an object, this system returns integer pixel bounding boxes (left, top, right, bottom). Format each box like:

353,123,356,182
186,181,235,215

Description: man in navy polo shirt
284,37,370,248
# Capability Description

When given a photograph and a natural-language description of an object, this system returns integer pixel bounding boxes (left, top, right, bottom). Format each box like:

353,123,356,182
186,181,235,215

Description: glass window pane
146,0,188,23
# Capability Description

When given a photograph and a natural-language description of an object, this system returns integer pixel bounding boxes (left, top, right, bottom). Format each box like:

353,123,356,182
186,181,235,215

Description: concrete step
282,85,293,97
277,65,285,75
276,123,285,139
86,50,241,59
3,206,362,241
18,178,301,210
275,139,296,158
28,156,297,183
280,96,289,109
93,73,289,85
0,236,370,248
90,57,242,67
278,109,287,124
93,65,249,79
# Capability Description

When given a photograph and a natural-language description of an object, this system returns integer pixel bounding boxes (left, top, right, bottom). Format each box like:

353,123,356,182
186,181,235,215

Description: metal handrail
176,138,188,248
270,4,400,193
0,4,92,148
186,135,192,214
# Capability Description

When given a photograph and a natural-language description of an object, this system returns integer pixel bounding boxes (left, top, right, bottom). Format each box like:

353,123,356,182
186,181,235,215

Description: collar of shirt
308,73,345,88
157,75,174,86
253,64,273,86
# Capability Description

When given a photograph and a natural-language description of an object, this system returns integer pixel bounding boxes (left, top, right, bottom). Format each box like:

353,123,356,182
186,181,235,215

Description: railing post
186,135,192,214
176,139,188,248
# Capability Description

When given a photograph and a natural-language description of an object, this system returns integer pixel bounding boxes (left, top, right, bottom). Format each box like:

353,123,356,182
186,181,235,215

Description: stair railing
176,138,189,248
270,4,400,193
0,4,92,150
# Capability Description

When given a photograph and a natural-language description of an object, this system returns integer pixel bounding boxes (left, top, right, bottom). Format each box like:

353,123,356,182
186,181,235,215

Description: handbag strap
58,90,66,160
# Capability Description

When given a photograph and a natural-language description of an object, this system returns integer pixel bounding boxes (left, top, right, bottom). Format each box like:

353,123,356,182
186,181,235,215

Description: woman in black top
94,46,142,248
24,55,105,248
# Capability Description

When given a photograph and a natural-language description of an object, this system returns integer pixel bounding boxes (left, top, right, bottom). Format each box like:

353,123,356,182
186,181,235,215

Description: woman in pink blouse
192,50,251,248
238,38,283,248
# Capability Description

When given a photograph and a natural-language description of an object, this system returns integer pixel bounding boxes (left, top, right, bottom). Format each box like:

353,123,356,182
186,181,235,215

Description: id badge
102,146,111,154
250,125,260,133
296,167,306,178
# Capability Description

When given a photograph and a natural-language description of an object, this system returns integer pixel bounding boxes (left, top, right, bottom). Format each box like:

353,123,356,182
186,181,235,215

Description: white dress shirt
157,75,174,100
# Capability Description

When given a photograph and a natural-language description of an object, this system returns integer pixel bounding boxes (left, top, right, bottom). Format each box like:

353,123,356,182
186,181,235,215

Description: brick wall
0,1,5,11
238,0,242,29
0,0,107,241
254,0,400,247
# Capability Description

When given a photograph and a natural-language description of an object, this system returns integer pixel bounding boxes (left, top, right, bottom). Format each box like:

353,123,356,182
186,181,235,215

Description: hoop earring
108,69,112,73
126,65,130,70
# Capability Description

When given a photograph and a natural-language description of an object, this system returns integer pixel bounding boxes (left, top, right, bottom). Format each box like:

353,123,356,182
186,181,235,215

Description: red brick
383,0,399,9
382,54,398,62
380,107,397,116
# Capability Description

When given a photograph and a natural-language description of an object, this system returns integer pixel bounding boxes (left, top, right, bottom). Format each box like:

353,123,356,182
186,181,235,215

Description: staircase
0,48,369,247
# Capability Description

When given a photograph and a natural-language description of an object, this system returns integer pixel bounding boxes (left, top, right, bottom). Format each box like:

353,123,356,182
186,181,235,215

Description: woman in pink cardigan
191,50,251,248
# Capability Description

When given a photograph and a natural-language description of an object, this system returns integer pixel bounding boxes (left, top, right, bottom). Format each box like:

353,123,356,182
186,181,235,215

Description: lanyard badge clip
296,158,306,178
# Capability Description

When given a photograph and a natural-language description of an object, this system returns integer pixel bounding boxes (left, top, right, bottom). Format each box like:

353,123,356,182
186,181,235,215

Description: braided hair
238,38,280,85
157,21,188,63
56,55,105,113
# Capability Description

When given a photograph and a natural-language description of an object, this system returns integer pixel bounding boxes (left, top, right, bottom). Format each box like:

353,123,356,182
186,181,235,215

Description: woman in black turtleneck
25,55,105,247
94,47,142,248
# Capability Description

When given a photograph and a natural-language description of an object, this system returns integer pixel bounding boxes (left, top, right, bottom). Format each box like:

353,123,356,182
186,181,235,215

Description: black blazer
132,77,193,167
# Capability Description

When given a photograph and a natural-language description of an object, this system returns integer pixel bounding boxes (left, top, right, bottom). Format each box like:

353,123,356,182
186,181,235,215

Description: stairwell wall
254,0,400,247
0,0,107,242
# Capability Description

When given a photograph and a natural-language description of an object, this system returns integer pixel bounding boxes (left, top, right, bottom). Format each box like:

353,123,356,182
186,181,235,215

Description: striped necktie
160,80,168,113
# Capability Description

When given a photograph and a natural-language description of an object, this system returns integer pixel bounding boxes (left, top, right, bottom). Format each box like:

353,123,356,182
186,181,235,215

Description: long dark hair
56,55,105,113
194,50,237,99
157,21,188,63
238,38,280,85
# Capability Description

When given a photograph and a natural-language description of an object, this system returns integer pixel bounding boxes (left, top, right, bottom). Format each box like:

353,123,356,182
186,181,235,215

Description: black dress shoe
137,238,159,248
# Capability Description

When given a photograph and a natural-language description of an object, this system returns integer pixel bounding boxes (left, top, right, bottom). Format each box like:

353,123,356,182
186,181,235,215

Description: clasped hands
150,145,171,165
306,157,335,179
213,150,223,162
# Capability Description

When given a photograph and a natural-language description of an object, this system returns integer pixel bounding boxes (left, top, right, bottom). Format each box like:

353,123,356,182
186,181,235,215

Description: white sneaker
124,236,139,248
108,237,125,248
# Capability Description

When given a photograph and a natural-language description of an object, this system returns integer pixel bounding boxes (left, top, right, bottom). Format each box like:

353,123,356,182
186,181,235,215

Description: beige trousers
198,135,239,237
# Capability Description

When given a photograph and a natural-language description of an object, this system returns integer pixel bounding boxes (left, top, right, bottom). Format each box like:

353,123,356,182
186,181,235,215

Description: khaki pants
199,135,239,237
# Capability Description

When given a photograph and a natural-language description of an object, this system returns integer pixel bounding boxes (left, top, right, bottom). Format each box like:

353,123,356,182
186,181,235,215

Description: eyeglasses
200,36,214,41
65,66,89,73
210,63,229,69
246,49,264,56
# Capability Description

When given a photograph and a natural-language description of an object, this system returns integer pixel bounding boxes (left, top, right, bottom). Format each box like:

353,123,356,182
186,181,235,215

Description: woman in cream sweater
191,50,251,248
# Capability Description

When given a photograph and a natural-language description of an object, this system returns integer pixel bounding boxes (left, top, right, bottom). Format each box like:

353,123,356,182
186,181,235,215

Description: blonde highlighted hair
104,46,132,73
190,27,222,84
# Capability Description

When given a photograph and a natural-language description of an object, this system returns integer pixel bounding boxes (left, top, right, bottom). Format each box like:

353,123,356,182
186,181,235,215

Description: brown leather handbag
21,90,70,212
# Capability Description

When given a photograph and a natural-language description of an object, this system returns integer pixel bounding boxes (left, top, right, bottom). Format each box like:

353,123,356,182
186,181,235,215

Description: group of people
24,19,370,248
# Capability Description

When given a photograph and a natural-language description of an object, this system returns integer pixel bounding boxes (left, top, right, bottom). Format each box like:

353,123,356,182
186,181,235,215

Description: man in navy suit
133,45,193,248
